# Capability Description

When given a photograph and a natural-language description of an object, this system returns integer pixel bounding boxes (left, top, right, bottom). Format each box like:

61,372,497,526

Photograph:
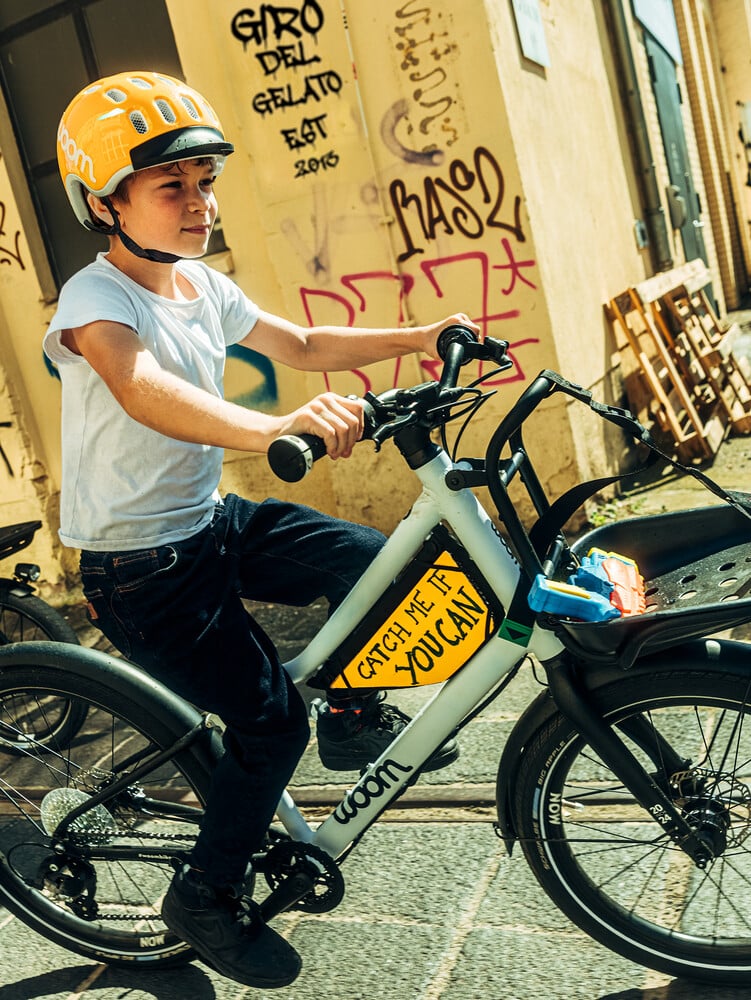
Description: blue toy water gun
528,548,646,623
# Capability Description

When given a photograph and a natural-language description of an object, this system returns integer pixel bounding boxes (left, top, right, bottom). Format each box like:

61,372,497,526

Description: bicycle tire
0,642,220,967
0,591,86,753
511,648,751,984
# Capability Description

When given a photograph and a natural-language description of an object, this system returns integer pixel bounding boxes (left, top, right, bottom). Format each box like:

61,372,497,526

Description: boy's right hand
279,392,365,459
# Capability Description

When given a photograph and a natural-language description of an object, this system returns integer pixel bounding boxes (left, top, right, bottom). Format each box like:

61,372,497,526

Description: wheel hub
672,767,751,858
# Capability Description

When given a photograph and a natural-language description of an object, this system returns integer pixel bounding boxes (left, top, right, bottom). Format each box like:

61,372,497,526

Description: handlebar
267,326,511,482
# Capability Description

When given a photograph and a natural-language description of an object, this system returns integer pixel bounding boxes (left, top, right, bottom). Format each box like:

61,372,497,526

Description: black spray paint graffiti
230,2,324,47
231,1,341,177
0,201,25,270
380,100,444,167
381,0,461,166
389,146,525,262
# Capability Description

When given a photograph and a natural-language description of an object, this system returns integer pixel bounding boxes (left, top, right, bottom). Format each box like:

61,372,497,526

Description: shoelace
235,896,263,934
369,702,410,731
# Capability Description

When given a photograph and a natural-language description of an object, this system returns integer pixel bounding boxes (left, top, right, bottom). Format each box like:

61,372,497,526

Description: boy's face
108,158,218,259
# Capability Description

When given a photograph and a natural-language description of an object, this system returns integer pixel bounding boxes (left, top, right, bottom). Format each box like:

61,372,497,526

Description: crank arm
257,869,316,922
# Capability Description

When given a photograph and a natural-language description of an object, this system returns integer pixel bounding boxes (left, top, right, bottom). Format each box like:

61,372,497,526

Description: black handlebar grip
436,324,478,361
267,433,327,482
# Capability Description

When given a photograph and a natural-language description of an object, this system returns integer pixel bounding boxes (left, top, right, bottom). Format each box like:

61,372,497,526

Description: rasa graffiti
390,146,525,262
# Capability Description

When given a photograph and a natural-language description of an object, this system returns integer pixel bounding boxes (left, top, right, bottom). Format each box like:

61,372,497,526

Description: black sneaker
316,694,459,772
161,865,301,988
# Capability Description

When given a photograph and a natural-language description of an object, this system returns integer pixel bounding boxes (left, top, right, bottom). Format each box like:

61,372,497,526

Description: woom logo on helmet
58,123,96,186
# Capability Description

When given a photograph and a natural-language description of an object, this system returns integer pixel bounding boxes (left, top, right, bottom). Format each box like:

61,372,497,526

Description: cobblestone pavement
4,318,751,998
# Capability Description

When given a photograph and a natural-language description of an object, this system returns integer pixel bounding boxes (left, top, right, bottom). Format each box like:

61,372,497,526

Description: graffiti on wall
389,145,524,262
381,0,463,167
231,2,343,179
225,3,540,405
0,201,25,270
298,242,538,396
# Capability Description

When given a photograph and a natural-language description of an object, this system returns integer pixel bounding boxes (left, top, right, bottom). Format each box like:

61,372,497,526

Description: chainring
262,840,344,913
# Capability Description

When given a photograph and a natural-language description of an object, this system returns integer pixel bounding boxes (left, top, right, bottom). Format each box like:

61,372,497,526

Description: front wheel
511,659,751,984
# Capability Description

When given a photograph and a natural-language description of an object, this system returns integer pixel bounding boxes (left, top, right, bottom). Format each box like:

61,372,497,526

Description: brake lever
469,337,512,368
370,410,419,449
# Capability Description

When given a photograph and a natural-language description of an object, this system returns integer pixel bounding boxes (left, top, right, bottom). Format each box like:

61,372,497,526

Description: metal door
645,33,708,267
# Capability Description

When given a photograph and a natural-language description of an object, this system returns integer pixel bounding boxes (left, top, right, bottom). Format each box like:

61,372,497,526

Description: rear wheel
0,592,86,752
512,666,751,984
0,649,216,967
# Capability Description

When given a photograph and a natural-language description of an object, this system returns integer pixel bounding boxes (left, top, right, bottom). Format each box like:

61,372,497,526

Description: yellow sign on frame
329,552,495,690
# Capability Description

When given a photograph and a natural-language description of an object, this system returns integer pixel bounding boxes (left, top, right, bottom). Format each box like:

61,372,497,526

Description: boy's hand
420,313,481,359
280,392,365,459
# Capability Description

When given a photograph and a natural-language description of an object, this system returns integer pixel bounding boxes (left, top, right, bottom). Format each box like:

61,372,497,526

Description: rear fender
0,640,223,765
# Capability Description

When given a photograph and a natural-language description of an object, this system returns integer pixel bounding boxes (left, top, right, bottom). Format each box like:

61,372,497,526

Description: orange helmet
57,71,234,228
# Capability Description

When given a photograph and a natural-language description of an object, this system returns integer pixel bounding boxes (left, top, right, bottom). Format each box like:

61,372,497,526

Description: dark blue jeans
79,494,385,885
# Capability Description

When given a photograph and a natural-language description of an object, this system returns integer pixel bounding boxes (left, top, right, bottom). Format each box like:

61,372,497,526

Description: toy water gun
528,548,646,622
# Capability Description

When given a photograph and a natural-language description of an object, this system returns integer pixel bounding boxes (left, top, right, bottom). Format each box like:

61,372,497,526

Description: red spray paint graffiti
299,243,539,395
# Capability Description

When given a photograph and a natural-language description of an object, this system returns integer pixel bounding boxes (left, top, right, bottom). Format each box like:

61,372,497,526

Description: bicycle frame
271,353,745,873
276,444,564,858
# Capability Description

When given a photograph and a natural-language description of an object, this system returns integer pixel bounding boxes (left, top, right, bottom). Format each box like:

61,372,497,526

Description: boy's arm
242,311,479,371
63,321,366,457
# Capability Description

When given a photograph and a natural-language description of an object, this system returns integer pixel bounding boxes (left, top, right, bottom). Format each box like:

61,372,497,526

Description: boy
45,71,477,989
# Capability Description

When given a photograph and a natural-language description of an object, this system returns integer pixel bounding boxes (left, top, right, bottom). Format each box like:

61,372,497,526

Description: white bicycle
1,326,751,984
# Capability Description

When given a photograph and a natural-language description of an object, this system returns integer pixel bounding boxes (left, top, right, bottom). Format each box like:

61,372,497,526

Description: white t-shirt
44,254,259,551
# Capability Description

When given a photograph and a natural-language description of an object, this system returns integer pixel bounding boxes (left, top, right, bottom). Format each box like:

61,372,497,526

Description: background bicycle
0,422,84,754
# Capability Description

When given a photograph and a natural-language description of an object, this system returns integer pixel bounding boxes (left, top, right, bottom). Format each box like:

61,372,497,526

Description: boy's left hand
421,313,482,359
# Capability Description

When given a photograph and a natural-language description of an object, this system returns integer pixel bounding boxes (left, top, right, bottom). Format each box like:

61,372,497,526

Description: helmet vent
129,111,149,134
130,76,151,89
181,96,200,120
105,88,127,103
155,99,177,123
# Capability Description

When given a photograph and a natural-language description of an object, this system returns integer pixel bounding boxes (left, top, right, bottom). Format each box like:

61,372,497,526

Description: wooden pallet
607,288,724,461
608,261,751,459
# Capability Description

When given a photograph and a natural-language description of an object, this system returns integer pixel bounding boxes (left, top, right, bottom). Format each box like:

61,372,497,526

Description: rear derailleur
37,854,99,920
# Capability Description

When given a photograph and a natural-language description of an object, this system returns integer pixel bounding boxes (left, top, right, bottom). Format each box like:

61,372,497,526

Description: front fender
495,637,751,853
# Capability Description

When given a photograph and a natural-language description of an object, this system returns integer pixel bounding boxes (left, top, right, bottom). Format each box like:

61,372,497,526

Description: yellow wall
0,0,748,597
170,0,570,526
708,0,751,294
0,154,64,578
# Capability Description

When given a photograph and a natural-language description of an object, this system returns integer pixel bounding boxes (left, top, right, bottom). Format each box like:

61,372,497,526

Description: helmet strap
101,196,183,265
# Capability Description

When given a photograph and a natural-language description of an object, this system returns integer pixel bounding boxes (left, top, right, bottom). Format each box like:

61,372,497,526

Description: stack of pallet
607,260,751,462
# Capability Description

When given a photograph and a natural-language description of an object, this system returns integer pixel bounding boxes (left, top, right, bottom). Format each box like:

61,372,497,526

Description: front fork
543,651,716,868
